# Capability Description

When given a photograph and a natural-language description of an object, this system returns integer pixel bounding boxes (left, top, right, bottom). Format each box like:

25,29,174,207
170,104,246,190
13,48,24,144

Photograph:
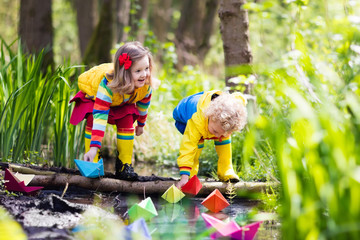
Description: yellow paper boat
161,184,185,203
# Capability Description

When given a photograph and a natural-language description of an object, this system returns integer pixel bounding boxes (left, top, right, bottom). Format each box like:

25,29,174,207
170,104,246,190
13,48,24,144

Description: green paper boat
128,197,158,222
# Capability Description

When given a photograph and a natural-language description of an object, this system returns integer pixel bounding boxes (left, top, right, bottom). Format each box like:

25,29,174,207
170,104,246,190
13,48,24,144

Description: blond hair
204,92,247,133
107,41,153,94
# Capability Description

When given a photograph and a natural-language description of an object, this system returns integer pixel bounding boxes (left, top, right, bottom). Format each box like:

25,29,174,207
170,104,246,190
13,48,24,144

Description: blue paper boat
74,159,104,178
126,218,152,240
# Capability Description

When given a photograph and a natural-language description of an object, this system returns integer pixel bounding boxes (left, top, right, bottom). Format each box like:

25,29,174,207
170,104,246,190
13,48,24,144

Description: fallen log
1,164,56,175
1,171,279,197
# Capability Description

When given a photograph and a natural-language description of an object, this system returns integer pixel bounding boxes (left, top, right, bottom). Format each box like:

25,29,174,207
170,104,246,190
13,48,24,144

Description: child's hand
84,147,99,162
176,175,189,189
135,126,144,136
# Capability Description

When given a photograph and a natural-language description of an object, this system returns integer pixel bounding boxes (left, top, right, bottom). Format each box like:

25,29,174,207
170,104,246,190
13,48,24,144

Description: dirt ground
0,186,121,239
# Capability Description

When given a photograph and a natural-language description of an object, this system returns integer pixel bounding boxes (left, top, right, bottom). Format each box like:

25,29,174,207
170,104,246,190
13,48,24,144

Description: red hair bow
118,53,132,70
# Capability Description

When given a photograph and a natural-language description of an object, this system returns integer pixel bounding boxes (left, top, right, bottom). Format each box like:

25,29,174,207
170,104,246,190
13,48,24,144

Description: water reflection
66,192,280,239
64,180,280,239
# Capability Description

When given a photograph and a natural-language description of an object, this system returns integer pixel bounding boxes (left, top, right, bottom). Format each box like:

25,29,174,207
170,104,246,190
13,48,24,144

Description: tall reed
0,39,81,166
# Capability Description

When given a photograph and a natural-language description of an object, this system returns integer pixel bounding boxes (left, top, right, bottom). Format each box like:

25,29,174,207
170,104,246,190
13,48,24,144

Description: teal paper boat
74,159,104,178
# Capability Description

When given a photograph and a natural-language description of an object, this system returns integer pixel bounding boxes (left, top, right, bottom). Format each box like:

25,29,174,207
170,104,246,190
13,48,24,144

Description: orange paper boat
201,189,230,213
4,169,43,195
181,175,202,196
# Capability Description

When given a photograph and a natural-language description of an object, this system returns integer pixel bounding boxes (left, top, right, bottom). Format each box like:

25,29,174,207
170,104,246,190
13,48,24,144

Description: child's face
131,56,150,88
208,118,231,139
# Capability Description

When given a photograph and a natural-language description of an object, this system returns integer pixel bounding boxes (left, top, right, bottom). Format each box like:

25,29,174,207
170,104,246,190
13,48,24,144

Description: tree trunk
74,0,97,58
219,0,252,93
2,171,276,196
19,0,54,71
198,0,219,60
175,0,219,68
151,0,173,42
129,0,149,44
83,0,113,66
175,0,204,67
0,163,278,196
115,0,131,43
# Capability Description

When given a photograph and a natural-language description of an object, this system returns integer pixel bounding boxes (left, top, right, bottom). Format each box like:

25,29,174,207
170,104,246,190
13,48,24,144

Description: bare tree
175,0,219,68
115,0,131,43
151,0,173,42
219,0,252,93
83,0,113,66
129,0,149,43
19,0,54,70
198,0,219,60
74,0,97,58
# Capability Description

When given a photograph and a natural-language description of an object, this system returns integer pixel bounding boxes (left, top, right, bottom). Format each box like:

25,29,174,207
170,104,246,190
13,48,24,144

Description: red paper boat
181,175,202,195
201,189,230,213
4,169,43,194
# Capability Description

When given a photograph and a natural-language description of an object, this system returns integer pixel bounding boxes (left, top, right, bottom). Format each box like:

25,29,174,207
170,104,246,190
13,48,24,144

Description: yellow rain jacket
177,90,247,181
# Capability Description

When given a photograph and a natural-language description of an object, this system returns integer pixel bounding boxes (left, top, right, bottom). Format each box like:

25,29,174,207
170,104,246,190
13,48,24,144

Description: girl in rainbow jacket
69,41,153,180
173,90,247,188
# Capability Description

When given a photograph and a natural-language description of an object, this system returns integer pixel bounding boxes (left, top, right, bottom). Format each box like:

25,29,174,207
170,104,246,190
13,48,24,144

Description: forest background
1,0,360,239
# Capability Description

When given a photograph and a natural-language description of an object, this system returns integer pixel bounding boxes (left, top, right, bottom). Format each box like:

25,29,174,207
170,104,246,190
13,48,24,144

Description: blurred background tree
19,0,54,71
2,0,252,80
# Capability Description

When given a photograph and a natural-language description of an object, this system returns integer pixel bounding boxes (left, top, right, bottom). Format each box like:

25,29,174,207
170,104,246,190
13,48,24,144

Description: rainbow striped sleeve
214,137,231,146
178,139,204,176
179,166,191,176
90,78,113,148
136,86,152,127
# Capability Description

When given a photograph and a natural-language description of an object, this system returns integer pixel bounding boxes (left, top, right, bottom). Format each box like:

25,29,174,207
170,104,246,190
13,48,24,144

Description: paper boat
161,184,185,203
231,221,262,240
201,189,230,213
74,158,104,178
202,213,262,240
14,172,35,186
4,169,43,194
126,218,152,240
181,175,202,196
128,197,158,222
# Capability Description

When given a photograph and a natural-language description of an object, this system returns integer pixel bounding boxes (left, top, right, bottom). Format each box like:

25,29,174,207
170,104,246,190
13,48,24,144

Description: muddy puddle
0,184,280,240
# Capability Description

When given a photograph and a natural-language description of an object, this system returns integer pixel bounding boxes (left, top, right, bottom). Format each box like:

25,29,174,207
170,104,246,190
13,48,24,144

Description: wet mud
0,187,118,239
